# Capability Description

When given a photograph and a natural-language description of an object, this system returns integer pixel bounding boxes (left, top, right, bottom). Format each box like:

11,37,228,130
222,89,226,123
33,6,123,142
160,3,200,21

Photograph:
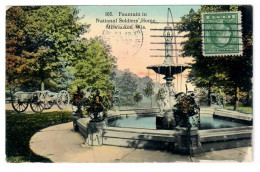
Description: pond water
107,115,249,130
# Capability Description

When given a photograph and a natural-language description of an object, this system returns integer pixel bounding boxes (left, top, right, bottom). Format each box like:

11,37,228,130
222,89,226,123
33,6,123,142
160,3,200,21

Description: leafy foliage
6,6,117,110
115,70,138,106
133,92,143,107
6,6,89,91
67,38,116,103
178,5,253,109
174,93,199,127
174,94,198,115
113,70,156,108
156,88,164,101
143,81,154,107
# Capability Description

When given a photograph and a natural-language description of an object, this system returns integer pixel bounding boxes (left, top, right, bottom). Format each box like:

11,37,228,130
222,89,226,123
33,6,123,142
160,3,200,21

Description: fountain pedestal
156,110,176,129
147,65,189,130
175,127,203,156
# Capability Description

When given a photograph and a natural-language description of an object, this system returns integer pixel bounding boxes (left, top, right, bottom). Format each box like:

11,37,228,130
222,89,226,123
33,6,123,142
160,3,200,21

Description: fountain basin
146,64,190,84
147,64,190,76
75,108,252,155
107,115,249,130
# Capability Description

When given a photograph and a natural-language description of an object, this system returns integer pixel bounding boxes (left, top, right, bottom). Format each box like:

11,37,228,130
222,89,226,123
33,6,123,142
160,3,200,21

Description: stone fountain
72,8,251,157
147,8,189,129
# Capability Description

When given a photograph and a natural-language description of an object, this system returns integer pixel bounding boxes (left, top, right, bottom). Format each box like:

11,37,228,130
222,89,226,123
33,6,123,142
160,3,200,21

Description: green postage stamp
202,12,242,56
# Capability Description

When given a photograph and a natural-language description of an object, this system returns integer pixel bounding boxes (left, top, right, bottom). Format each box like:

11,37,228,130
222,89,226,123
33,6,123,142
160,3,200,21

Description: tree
116,70,137,106
178,5,252,110
143,81,154,107
178,7,232,106
219,6,253,110
6,7,31,92
177,8,215,106
6,6,89,92
68,38,116,100
133,92,143,107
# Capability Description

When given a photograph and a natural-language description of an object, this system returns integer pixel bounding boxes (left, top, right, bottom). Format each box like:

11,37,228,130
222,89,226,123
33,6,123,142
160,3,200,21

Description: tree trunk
41,82,45,92
234,86,239,111
245,91,251,106
40,66,44,91
150,96,153,107
207,81,211,107
223,94,227,108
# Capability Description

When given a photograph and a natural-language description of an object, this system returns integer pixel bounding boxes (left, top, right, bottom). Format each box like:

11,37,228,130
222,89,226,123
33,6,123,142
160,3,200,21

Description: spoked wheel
30,92,46,113
56,90,70,110
11,93,29,113
44,92,54,109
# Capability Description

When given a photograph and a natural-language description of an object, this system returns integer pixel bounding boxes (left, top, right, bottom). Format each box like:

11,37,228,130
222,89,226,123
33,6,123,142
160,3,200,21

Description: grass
6,110,72,163
224,106,253,113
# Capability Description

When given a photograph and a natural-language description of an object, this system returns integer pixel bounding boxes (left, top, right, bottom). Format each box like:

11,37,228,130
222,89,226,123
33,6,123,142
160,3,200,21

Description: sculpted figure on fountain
156,83,177,112
155,83,178,129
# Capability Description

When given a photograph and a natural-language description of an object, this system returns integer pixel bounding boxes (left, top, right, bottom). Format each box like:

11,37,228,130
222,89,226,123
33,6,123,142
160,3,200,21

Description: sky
77,5,201,92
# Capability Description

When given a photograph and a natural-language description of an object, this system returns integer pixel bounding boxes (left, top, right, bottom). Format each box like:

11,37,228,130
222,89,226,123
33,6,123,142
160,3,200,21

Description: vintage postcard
5,5,253,163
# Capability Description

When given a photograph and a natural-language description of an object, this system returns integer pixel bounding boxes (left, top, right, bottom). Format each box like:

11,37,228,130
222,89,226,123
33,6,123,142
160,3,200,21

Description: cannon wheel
56,90,70,110
11,93,29,113
30,92,45,113
44,92,54,109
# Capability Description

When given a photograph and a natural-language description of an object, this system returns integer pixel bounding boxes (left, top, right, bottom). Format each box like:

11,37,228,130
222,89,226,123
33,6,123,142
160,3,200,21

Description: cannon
44,90,70,110
11,90,70,113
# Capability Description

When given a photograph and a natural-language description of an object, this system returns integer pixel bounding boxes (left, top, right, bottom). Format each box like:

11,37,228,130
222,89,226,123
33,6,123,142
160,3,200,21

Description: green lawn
6,110,72,163
224,106,253,113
